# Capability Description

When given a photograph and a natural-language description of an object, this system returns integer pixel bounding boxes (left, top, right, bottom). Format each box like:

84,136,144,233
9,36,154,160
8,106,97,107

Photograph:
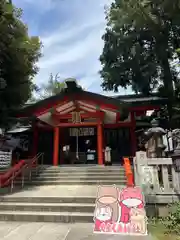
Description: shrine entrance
60,127,97,164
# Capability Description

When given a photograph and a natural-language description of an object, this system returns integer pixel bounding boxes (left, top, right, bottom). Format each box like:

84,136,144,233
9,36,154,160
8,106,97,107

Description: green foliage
100,0,180,98
35,73,66,100
0,0,42,127
162,202,180,235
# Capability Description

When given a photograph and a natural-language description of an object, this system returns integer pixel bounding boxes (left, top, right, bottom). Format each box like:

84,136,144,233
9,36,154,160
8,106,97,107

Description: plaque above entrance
69,127,95,136
71,111,81,123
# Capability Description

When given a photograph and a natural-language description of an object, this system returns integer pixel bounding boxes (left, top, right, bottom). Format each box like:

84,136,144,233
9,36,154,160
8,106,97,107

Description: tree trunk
156,42,174,127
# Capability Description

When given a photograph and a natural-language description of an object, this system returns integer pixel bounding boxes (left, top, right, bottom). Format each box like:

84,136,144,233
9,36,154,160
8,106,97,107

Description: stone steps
0,196,95,222
0,210,93,223
0,165,127,223
38,166,125,173
18,176,126,181
0,196,96,204
15,165,126,186
0,202,95,213
15,179,126,185
36,170,124,174
37,172,125,176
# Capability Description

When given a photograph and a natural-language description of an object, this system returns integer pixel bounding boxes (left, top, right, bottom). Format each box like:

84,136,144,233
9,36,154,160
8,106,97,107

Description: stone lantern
144,119,166,158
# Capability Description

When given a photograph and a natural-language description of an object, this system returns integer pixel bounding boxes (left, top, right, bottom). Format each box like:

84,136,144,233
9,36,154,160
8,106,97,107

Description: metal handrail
0,152,44,193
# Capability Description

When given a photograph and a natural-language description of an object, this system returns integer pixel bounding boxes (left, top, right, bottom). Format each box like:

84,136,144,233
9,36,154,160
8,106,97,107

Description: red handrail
123,157,134,187
0,160,25,187
0,153,43,188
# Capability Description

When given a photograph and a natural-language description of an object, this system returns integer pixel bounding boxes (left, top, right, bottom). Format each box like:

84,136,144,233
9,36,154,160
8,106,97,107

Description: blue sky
13,0,131,95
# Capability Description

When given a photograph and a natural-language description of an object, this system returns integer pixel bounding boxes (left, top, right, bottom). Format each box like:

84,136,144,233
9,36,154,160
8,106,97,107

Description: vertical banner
93,185,148,235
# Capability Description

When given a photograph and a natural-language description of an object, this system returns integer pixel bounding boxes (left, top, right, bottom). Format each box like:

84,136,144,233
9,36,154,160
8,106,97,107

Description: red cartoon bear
119,187,144,224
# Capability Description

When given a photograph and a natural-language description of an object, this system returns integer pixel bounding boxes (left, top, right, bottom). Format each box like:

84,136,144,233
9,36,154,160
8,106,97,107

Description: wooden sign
72,112,81,123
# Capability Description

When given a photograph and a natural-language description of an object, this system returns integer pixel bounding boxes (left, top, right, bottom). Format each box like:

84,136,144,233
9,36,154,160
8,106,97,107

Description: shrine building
14,80,167,165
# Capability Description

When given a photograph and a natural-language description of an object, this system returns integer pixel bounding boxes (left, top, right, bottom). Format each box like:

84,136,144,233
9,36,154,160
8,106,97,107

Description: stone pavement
0,222,154,240
4,185,124,198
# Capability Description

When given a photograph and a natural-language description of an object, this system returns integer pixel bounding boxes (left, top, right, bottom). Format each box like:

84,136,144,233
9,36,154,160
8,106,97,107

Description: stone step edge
35,175,125,177
36,175,125,178
40,166,124,168
39,167,125,169
39,172,124,173
0,210,94,216
14,182,126,185
15,180,126,182
39,168,125,170
38,172,125,174
30,176,125,179
16,182,126,184
0,202,95,207
37,169,125,173
0,196,97,202
0,196,96,202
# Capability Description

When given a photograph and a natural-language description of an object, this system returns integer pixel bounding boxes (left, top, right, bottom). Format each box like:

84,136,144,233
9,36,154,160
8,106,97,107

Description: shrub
162,201,180,235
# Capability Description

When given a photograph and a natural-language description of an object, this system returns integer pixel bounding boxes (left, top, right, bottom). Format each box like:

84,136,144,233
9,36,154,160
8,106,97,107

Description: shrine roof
15,88,167,118
115,93,167,106
16,88,128,117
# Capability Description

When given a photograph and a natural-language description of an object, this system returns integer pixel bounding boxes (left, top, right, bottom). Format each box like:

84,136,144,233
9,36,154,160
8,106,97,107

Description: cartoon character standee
130,208,147,234
119,187,144,224
94,205,113,231
94,185,120,232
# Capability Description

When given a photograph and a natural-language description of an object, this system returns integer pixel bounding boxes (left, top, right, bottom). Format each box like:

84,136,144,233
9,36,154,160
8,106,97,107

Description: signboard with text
69,128,95,136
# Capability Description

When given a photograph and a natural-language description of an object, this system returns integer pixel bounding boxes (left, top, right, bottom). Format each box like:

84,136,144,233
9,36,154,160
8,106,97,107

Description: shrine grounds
0,221,178,240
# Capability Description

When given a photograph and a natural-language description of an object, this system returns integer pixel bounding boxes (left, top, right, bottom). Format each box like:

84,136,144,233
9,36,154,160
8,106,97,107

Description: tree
100,0,180,98
0,0,41,128
35,73,66,100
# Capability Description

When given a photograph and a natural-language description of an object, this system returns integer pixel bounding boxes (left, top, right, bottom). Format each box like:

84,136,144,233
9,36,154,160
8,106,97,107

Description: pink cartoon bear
119,187,144,224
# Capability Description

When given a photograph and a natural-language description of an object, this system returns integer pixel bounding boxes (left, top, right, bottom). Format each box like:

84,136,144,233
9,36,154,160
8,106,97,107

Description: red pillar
32,123,38,157
130,111,136,156
53,127,59,166
97,123,103,165
59,128,64,164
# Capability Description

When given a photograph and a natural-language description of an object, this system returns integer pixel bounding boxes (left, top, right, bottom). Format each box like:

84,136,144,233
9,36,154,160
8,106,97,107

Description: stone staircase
0,165,126,223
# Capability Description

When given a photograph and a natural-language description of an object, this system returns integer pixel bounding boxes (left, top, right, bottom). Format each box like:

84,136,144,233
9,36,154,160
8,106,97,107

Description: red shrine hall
15,81,167,166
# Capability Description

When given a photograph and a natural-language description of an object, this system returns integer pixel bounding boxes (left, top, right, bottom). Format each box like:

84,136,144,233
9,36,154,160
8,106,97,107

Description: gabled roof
15,86,167,118
16,88,129,117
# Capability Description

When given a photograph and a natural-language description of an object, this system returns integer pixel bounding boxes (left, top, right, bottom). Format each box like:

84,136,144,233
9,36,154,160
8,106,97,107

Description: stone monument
143,119,166,158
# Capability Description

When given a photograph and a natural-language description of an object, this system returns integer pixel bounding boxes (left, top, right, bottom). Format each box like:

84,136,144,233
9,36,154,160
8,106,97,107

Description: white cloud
17,0,132,95
39,25,104,68
33,0,109,91
20,0,56,13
